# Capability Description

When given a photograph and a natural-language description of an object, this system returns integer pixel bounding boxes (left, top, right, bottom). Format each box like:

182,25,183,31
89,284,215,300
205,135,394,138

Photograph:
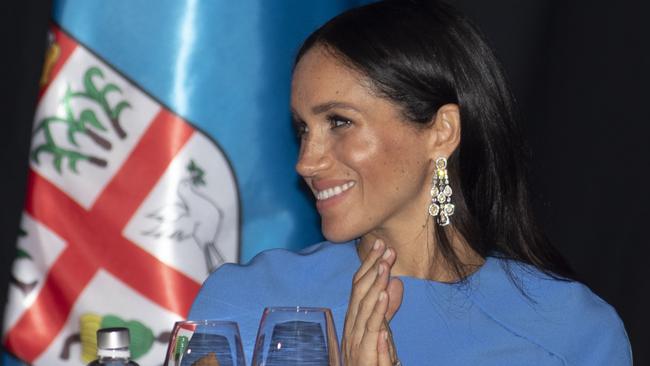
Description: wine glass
251,307,341,366
163,320,246,366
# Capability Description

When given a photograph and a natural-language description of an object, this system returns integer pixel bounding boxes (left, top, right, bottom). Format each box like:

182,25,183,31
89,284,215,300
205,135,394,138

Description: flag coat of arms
2,1,368,365
4,25,240,365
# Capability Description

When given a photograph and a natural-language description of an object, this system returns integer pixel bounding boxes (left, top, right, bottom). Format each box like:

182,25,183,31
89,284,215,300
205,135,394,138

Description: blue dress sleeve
562,286,632,365
471,260,633,365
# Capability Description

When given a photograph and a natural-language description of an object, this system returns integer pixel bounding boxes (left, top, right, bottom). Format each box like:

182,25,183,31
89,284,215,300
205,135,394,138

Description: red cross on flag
3,25,240,365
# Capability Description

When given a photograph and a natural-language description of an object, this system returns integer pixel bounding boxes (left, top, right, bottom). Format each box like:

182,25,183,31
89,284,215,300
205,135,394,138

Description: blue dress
188,241,632,365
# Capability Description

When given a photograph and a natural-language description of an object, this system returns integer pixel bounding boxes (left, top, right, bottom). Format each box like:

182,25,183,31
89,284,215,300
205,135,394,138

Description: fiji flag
2,1,368,365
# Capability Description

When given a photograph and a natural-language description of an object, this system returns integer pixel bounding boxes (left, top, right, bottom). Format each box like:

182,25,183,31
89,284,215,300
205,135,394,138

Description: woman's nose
295,137,332,178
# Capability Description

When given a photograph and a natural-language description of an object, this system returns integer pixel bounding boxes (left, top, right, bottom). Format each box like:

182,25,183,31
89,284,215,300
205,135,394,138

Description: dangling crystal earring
428,157,455,226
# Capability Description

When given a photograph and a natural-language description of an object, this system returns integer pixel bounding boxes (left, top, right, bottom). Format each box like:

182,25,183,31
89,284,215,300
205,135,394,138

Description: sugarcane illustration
71,66,130,139
31,66,131,174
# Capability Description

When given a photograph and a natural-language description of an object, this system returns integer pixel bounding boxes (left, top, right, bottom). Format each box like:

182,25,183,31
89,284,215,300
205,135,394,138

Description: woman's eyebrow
311,101,360,115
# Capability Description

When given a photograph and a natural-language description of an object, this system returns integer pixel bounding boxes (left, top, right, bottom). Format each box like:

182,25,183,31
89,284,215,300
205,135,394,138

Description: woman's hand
342,239,404,366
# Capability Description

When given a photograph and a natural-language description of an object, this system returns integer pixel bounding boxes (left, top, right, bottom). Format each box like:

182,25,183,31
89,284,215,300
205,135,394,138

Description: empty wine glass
163,320,246,366
251,307,341,366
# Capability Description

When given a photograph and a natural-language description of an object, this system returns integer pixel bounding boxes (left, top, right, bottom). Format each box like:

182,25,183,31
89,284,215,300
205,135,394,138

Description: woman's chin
321,225,358,244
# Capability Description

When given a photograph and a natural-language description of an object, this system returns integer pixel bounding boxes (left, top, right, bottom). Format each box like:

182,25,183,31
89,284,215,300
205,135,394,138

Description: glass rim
165,319,245,366
173,319,240,327
262,306,333,314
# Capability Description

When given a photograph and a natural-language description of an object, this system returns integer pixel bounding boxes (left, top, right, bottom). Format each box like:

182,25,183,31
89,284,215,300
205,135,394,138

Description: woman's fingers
353,239,385,283
377,330,394,366
358,290,388,358
386,277,404,321
342,239,400,365
346,248,394,337
353,239,398,283
352,261,390,342
351,247,395,307
342,288,388,366
345,240,384,330
365,290,389,341
343,239,386,337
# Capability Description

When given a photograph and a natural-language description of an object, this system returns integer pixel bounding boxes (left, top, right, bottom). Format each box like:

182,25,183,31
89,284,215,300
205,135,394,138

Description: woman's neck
357,217,484,282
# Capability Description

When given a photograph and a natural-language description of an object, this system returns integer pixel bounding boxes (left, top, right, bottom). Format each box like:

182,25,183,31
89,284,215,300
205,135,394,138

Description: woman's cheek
343,131,382,167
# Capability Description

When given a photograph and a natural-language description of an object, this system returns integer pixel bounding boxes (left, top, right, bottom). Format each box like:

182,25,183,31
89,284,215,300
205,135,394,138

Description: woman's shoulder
214,240,356,279
493,258,625,328
474,257,632,364
209,240,354,276
188,240,357,319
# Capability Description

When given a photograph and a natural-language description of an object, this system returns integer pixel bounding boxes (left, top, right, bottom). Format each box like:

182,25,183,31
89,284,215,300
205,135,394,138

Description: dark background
2,1,648,364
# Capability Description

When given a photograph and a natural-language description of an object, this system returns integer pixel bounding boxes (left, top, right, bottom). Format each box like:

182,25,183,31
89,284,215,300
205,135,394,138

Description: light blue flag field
2,1,368,365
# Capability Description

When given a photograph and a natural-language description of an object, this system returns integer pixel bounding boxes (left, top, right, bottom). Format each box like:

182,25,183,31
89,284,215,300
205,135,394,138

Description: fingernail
378,263,385,275
382,248,392,260
379,291,386,302
373,239,382,251
383,330,388,340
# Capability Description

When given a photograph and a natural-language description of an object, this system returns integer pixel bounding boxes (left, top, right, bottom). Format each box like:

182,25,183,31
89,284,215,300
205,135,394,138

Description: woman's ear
428,103,461,159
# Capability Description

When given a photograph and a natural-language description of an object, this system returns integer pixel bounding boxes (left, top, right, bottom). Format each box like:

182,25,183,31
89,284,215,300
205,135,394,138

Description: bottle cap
97,327,131,358
97,327,130,349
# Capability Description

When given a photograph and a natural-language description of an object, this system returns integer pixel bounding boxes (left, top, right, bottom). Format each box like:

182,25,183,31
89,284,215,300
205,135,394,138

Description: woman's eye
327,114,352,129
293,120,309,138
297,124,309,137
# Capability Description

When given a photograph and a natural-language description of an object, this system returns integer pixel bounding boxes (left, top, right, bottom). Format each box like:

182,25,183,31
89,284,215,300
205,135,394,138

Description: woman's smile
313,179,356,201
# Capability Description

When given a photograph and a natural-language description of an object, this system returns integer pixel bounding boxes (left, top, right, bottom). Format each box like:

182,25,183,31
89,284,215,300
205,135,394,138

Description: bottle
87,327,140,366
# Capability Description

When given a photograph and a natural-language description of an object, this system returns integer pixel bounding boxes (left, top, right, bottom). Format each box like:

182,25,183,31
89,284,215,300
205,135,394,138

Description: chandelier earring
428,157,454,226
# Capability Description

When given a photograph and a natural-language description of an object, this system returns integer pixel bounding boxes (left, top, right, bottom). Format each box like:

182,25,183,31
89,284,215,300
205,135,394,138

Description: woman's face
291,47,434,242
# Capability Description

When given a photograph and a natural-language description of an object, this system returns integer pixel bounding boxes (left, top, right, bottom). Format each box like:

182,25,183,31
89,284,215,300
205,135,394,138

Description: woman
189,0,632,364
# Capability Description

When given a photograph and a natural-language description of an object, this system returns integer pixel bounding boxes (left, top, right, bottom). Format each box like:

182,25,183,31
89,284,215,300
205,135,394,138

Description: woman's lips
314,181,356,200
312,180,356,211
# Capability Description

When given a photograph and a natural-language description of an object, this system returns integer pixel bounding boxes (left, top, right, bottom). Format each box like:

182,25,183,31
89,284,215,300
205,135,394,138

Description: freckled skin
291,47,434,243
